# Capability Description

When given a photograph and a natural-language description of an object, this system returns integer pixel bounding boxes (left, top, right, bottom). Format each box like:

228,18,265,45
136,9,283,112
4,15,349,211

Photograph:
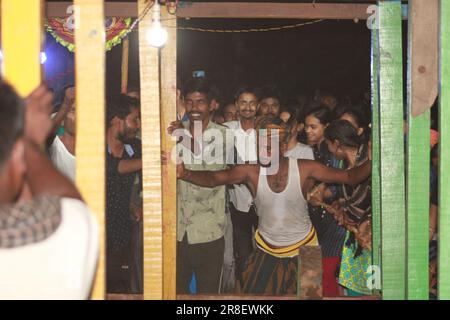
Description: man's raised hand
25,84,54,146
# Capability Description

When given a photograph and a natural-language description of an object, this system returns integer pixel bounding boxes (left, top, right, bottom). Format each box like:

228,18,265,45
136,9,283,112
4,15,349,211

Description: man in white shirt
48,85,76,181
223,87,260,286
0,82,98,300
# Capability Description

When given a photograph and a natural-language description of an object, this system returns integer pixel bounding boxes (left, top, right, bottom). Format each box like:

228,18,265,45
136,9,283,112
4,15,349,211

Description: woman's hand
307,183,327,206
355,219,372,251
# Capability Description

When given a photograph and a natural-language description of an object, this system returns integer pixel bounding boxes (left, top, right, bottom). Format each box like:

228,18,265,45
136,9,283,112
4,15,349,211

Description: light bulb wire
121,0,155,39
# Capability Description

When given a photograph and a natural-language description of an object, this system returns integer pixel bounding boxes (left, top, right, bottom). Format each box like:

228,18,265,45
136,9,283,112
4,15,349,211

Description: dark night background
177,18,372,102
45,0,410,106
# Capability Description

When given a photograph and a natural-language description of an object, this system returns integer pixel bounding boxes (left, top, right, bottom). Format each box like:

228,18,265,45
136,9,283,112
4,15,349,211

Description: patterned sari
337,144,373,295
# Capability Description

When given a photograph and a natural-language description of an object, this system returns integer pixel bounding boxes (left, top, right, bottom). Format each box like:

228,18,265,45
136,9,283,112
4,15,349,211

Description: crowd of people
172,77,375,296
0,73,439,299
173,76,439,298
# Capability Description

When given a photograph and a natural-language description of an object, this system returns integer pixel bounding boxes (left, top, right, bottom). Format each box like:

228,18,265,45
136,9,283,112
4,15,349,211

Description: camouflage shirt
177,120,232,244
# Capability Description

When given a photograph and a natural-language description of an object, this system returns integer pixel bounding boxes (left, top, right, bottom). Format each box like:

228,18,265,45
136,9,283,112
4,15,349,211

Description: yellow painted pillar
139,0,164,300
1,0,43,95
73,0,106,300
160,7,177,300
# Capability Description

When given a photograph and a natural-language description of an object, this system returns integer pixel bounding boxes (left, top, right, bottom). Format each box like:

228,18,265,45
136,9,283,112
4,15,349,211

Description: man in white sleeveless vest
177,116,371,295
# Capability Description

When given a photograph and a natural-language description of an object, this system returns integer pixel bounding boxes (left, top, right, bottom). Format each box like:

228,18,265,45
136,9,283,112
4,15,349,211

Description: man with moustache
223,87,259,287
175,77,231,294
105,94,142,293
257,85,282,118
222,102,238,123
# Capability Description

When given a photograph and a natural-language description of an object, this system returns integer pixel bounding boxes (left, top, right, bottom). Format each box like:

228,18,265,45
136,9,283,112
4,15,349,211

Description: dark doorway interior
176,18,371,102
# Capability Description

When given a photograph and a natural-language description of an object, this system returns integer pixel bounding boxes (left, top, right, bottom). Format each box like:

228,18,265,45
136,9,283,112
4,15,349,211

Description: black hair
182,77,215,103
106,94,140,127
336,105,370,129
211,108,225,124
210,84,222,105
324,120,362,148
431,143,439,160
283,98,306,123
304,103,334,125
52,83,74,111
336,105,371,143
0,81,25,169
233,86,260,103
256,116,292,144
259,84,282,104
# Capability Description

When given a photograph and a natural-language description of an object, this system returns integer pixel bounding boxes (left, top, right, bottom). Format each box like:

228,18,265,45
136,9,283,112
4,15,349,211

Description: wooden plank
409,0,438,117
46,2,404,20
377,0,406,300
73,0,106,300
138,0,164,300
1,0,43,96
46,1,138,18
370,28,382,294
106,294,143,300
176,2,372,19
405,0,430,300
121,37,130,93
297,246,322,300
160,7,178,301
438,0,450,300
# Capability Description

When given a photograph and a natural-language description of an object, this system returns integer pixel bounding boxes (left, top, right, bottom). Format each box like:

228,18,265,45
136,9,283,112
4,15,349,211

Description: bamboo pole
438,0,450,300
160,6,177,300
377,0,406,300
121,37,130,94
73,0,106,300
1,0,43,96
138,0,164,300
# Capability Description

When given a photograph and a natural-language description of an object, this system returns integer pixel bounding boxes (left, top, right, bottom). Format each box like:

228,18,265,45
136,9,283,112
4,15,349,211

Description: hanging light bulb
147,2,168,48
40,52,47,64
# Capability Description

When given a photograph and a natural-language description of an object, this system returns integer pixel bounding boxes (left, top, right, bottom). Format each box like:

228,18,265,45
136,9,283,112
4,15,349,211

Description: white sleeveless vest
255,157,312,247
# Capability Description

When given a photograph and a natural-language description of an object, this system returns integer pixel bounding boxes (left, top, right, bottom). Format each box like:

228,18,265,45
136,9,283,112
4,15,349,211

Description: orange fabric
430,129,439,148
